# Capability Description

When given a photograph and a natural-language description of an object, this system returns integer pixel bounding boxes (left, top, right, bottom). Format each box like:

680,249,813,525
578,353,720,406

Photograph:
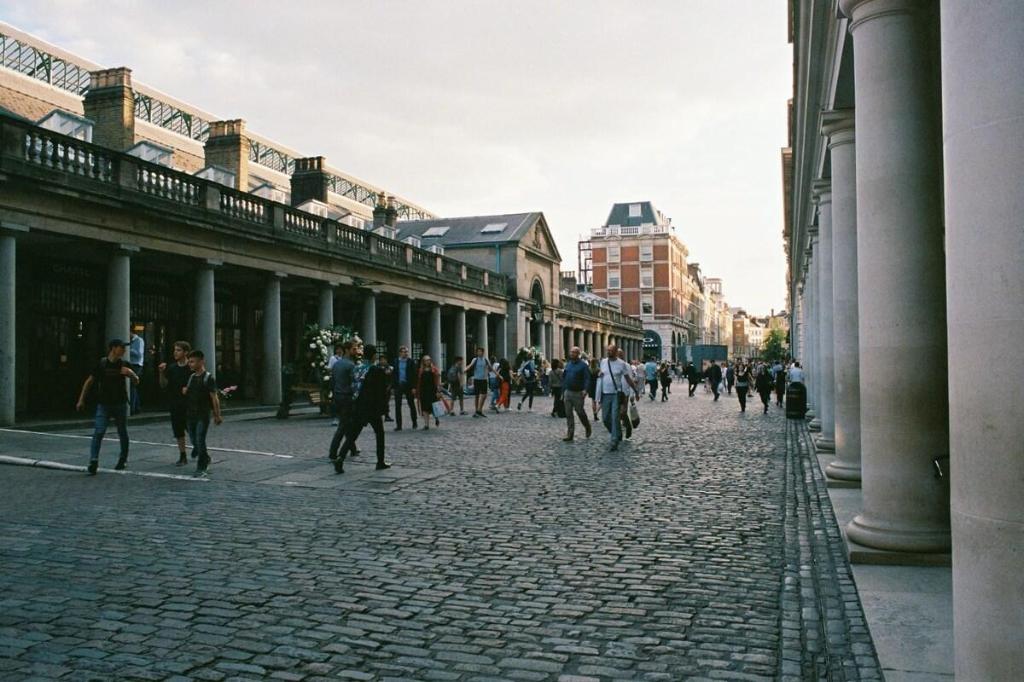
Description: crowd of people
77,333,806,477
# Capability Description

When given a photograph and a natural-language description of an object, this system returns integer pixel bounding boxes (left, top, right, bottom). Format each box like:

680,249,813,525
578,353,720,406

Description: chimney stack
204,119,250,190
290,156,329,206
83,67,134,151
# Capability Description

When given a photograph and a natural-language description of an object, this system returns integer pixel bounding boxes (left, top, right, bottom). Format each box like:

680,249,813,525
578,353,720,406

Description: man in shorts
465,346,491,418
158,340,192,465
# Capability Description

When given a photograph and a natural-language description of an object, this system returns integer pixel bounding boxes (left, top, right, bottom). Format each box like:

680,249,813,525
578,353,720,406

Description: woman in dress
415,355,442,429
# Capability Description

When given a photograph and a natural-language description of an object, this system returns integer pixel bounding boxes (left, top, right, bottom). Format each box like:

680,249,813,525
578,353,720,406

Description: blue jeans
89,403,129,463
187,418,211,471
600,392,621,444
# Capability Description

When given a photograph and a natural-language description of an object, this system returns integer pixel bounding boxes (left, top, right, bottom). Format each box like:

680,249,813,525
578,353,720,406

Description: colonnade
799,2,1024,677
556,324,642,362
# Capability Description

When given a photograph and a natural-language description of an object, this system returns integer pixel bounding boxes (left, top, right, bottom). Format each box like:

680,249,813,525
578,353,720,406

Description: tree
762,329,787,364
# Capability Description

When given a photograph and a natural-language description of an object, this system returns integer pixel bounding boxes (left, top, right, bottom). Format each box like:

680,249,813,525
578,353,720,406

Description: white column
318,283,334,329
398,298,412,351
428,303,442,364
812,180,835,452
476,312,488,359
0,226,26,425
195,262,217,375
842,0,950,553
106,247,134,343
361,292,377,345
806,238,819,426
942,1,1024,677
454,307,467,363
496,314,507,359
261,275,283,404
823,111,861,480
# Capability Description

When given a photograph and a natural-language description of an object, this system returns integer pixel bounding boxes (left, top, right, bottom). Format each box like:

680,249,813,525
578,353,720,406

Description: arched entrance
528,279,544,351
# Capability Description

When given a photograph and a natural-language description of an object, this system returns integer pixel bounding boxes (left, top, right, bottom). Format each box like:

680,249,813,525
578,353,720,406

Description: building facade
788,1,1023,677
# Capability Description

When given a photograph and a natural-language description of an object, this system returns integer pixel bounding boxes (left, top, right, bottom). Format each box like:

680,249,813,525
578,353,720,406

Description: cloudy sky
5,1,792,315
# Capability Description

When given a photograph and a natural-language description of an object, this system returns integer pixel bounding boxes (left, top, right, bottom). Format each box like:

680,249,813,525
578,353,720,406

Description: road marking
0,428,293,458
0,455,209,481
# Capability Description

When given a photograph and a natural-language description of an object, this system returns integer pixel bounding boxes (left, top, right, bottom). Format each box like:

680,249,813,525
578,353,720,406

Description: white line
0,455,210,482
0,428,293,458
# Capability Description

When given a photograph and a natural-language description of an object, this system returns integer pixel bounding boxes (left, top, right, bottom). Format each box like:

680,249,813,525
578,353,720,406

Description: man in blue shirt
129,330,145,414
465,346,492,418
644,358,658,401
392,345,418,430
561,346,592,441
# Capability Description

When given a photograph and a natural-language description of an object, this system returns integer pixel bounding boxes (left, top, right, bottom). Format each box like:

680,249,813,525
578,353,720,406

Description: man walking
447,356,467,415
726,363,735,395
184,350,222,477
686,361,700,397
392,345,418,430
328,341,356,461
327,343,345,425
595,343,637,451
465,346,491,418
76,339,138,475
158,340,192,465
709,361,724,401
644,357,659,400
561,346,592,442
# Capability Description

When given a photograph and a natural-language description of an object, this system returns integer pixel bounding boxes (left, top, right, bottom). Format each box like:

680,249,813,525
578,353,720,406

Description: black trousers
550,386,565,417
519,382,537,408
688,379,698,396
737,386,749,411
339,415,385,465
328,396,354,458
394,384,417,428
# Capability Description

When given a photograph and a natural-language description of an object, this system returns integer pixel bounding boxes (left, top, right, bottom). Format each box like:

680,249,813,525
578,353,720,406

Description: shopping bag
432,400,447,419
628,400,640,428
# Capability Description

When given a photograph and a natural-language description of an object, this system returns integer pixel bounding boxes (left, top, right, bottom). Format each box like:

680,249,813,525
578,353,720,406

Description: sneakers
375,462,391,470
562,436,573,442
114,456,128,471
194,469,209,478
331,418,339,426
87,461,98,476
334,461,345,474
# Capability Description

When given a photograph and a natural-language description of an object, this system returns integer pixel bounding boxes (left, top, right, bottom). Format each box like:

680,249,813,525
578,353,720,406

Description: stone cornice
811,179,833,204
822,110,855,149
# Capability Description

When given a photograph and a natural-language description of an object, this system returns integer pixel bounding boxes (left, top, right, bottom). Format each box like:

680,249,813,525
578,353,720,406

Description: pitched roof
396,212,542,247
604,201,666,228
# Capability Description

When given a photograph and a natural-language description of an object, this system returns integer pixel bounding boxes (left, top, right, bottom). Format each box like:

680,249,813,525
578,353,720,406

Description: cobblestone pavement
0,388,880,681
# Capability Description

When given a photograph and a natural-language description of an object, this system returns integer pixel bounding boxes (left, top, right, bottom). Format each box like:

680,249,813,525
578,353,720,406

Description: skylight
423,226,450,237
481,222,508,234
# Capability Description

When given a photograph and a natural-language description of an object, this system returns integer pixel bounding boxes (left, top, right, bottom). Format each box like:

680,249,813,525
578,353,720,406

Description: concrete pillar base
808,418,821,432
814,436,835,453
846,513,951,555
825,459,862,482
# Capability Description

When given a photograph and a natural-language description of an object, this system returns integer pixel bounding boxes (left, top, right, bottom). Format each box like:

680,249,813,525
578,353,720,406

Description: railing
3,114,509,298
558,293,643,330
1,32,91,94
134,92,209,143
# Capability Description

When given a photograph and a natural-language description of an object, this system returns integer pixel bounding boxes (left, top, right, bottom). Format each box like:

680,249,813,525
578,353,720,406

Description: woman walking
415,355,442,429
517,353,539,411
549,359,565,418
734,362,753,413
497,358,512,410
755,363,774,414
659,362,672,401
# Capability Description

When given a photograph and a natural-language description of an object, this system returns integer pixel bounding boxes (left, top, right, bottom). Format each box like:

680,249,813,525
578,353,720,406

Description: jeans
648,379,658,400
564,390,590,438
519,381,537,409
394,384,417,428
329,395,354,459
187,418,211,471
600,392,621,444
89,403,129,463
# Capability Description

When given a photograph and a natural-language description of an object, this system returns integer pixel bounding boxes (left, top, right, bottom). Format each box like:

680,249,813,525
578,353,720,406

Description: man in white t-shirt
787,361,805,384
595,344,637,451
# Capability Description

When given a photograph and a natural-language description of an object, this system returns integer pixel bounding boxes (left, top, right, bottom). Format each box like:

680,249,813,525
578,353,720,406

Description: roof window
481,222,508,234
423,226,450,237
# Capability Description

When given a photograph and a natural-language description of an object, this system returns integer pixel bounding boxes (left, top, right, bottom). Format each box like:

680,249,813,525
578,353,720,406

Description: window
640,243,654,261
628,203,642,218
607,245,620,263
640,265,653,288
481,222,507,234
608,293,621,308
641,294,654,317
608,268,620,289
423,226,450,237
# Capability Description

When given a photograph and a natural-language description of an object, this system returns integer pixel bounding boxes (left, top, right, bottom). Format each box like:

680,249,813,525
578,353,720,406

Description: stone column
194,261,218,375
318,283,334,329
398,298,412,351
428,303,442,365
812,180,835,452
0,225,26,426
496,315,507,359
454,307,467,363
823,111,861,480
261,275,283,405
476,312,488,358
805,238,819,426
361,292,377,345
106,246,134,343
942,1,1024,676
841,0,950,553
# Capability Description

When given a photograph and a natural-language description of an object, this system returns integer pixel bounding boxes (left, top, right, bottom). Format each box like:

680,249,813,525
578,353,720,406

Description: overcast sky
6,1,792,315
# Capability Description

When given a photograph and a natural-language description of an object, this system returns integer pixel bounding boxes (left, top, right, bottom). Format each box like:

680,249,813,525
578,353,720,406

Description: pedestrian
158,340,192,466
497,358,512,410
644,357,659,400
327,343,345,425
540,360,551,396
446,356,467,415
687,361,700,397
378,353,394,421
756,363,773,414
128,329,145,415
595,344,637,451
327,340,356,462
735,362,753,413
76,338,138,475
588,357,601,420
517,353,538,411
561,347,592,441
659,362,672,401
709,361,723,401
549,359,565,418
465,347,491,417
392,345,418,431
416,354,442,429
183,349,223,477
726,363,735,395
333,344,391,474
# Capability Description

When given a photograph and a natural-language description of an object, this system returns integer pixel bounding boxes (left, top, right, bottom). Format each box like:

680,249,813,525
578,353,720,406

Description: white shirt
596,358,631,399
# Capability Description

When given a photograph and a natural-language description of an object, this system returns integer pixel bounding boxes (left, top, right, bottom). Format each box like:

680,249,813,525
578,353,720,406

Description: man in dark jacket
709,362,724,401
392,345,417,431
334,344,391,474
686,362,700,396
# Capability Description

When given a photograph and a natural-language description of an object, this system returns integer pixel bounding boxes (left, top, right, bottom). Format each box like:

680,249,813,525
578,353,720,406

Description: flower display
304,323,358,385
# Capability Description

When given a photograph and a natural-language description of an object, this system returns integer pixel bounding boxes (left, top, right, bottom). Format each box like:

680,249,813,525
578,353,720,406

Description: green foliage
762,328,787,364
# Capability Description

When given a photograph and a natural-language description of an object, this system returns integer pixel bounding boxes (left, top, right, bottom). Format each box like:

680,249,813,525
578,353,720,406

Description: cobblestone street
0,390,880,681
